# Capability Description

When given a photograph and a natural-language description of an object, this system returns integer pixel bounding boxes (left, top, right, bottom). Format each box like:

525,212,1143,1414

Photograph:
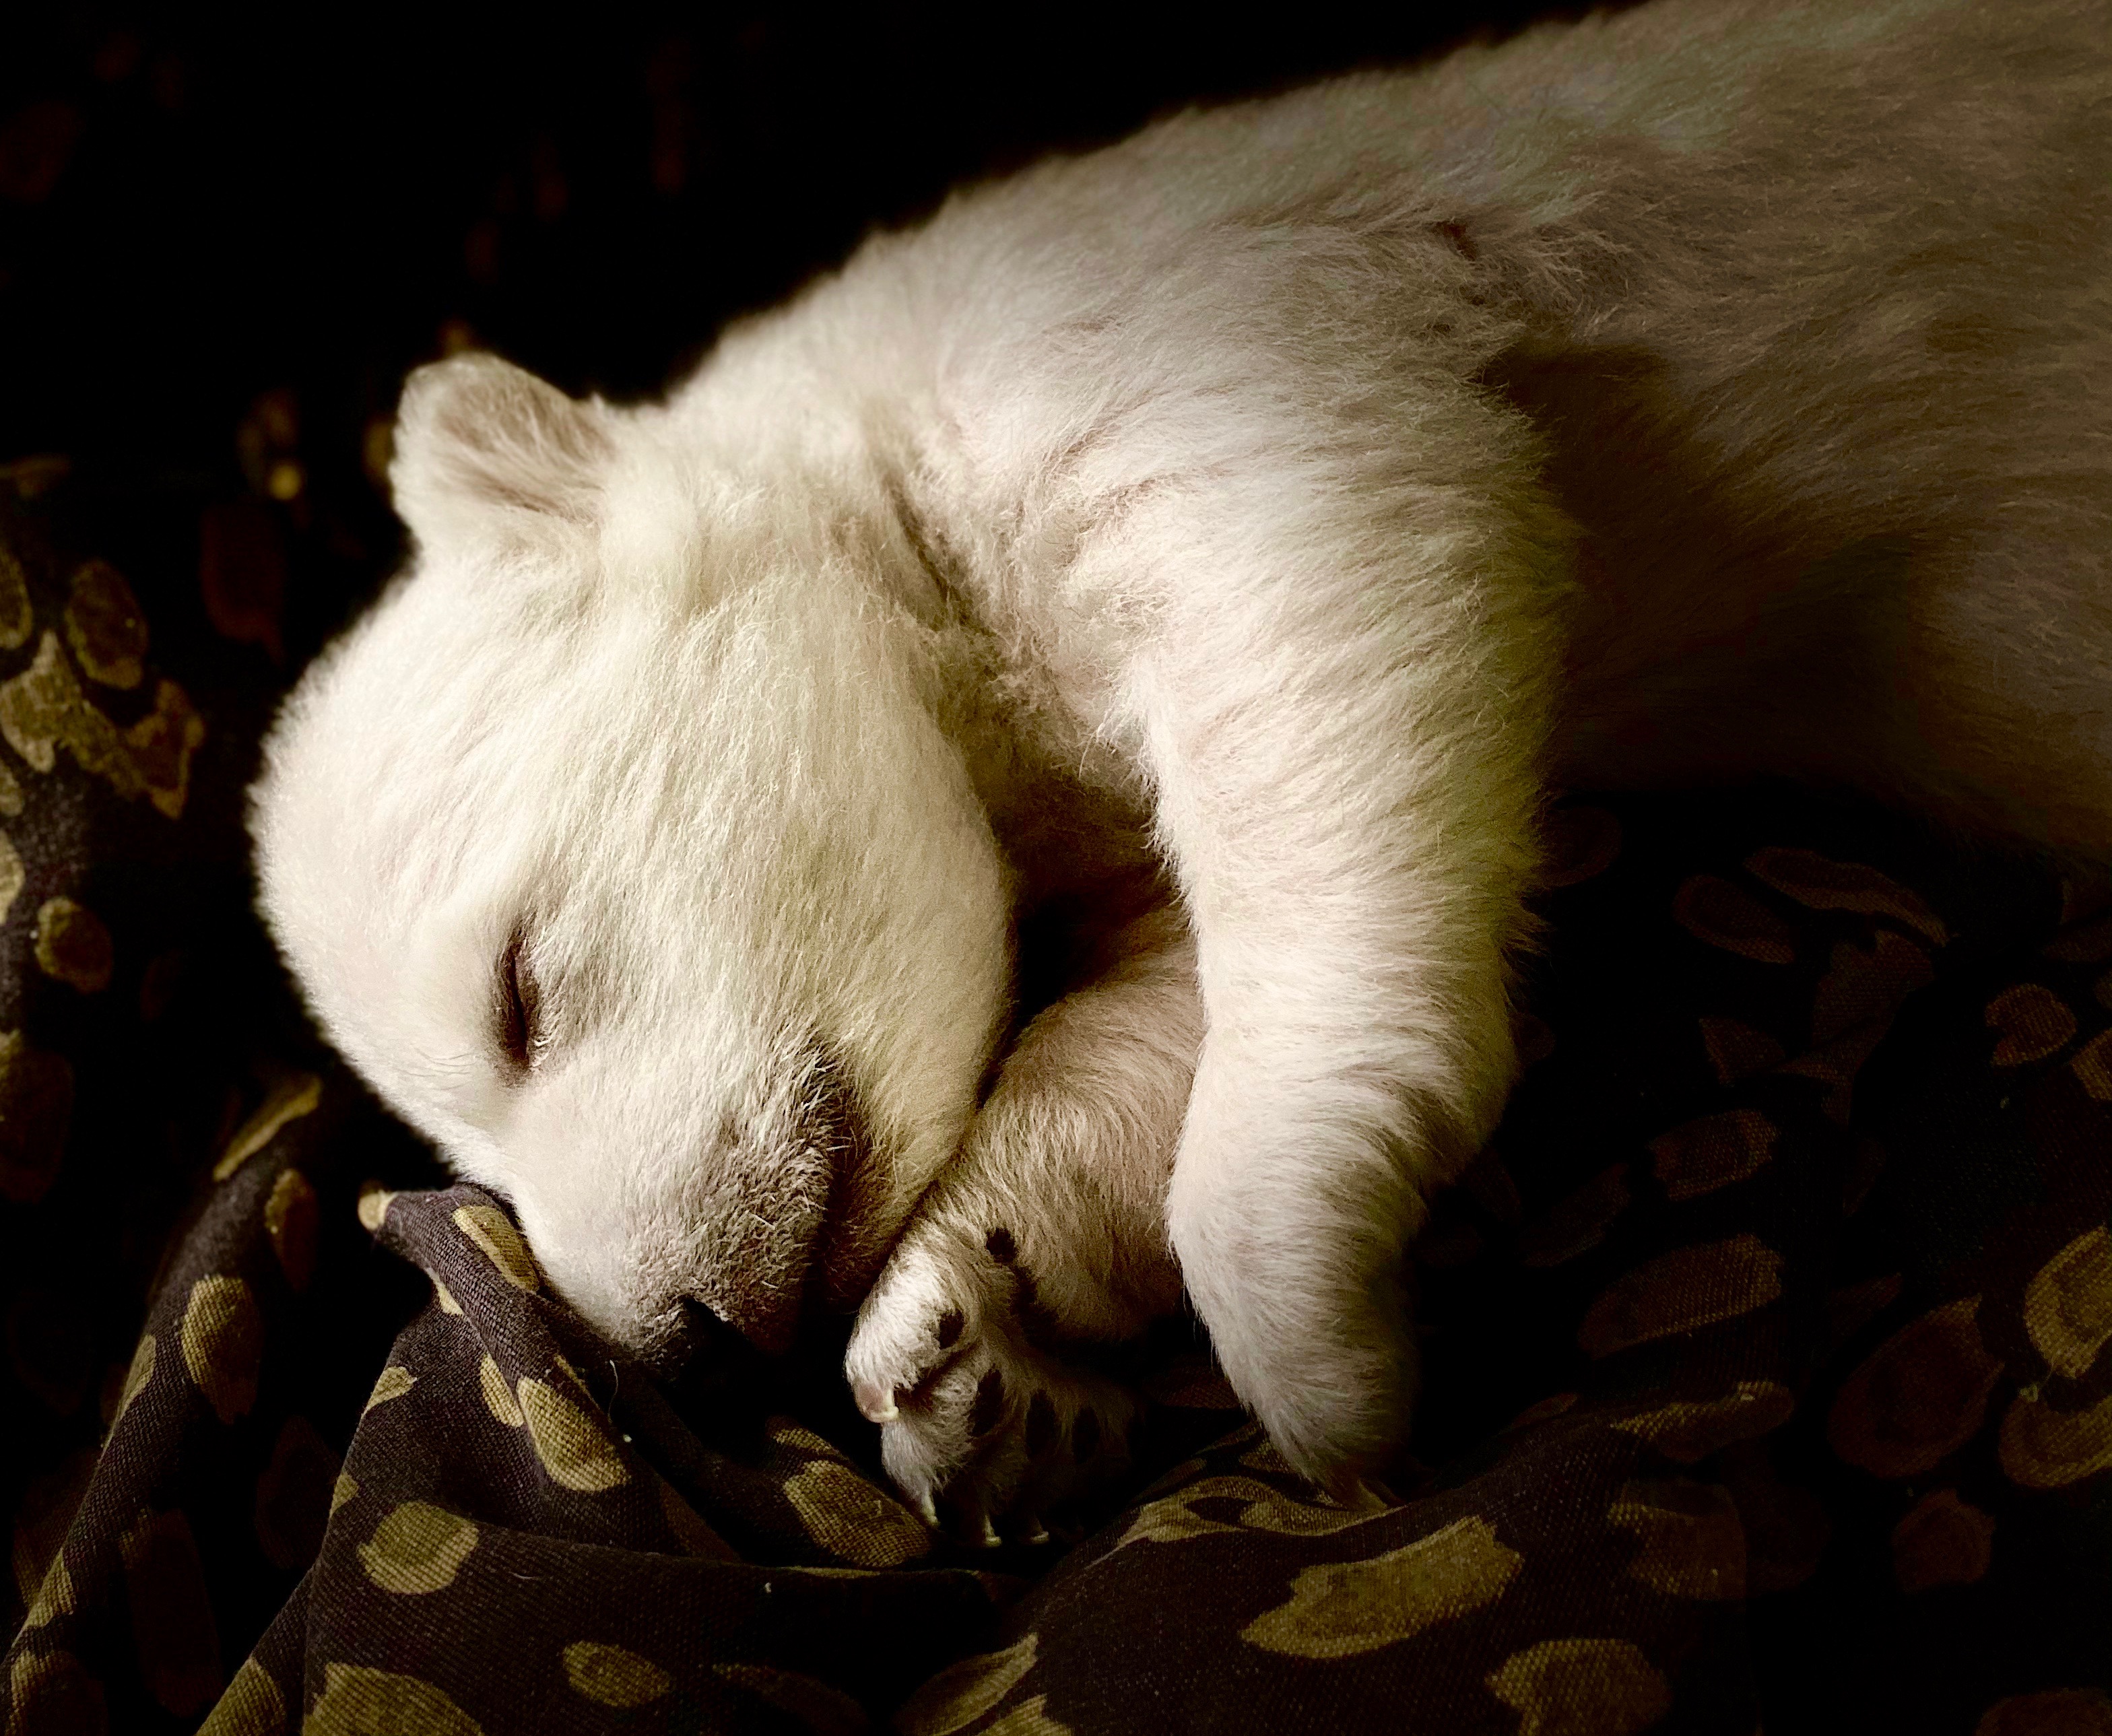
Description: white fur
252,0,2110,1498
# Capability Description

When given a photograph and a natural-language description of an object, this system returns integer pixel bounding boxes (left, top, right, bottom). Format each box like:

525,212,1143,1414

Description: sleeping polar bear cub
252,0,2109,1535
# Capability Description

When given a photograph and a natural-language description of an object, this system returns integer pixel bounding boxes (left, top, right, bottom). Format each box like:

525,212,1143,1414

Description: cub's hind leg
845,902,1198,1541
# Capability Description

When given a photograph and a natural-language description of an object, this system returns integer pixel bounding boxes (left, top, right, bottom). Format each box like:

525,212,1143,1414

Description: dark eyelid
496,924,537,1075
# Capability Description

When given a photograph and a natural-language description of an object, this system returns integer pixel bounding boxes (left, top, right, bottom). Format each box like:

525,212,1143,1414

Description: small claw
914,1491,940,1528
853,1380,899,1424
974,1514,1002,1550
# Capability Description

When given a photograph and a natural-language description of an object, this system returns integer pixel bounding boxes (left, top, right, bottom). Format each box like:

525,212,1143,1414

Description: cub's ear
389,353,613,556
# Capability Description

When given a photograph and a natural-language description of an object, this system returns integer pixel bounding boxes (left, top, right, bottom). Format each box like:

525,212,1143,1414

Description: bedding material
3,475,2111,1733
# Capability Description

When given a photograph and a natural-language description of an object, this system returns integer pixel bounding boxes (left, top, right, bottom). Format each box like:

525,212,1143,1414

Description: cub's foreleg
1133,446,1570,1491
845,904,1199,1540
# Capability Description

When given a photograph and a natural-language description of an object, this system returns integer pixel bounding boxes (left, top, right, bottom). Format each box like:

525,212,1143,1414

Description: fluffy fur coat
251,0,2110,1532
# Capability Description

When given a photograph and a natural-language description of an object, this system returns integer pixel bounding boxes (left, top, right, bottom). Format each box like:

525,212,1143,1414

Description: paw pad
847,1220,1138,1536
1024,1392,1057,1458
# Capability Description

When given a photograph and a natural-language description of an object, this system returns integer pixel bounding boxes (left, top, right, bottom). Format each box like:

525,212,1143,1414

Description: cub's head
251,354,1010,1362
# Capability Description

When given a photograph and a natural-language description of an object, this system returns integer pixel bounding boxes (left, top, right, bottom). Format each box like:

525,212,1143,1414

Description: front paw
845,1222,1134,1545
1170,1158,1422,1494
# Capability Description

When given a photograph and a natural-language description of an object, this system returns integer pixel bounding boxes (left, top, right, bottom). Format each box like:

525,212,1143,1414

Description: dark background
0,7,1593,669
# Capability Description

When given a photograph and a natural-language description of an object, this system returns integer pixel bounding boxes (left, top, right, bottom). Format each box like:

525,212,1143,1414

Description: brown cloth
4,465,2112,1735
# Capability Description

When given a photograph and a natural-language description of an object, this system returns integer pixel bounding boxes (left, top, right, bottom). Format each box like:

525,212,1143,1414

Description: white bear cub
253,0,2110,1537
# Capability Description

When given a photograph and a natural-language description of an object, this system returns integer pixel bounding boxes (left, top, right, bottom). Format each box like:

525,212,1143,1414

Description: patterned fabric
10,20,2109,1732
3,430,2111,1733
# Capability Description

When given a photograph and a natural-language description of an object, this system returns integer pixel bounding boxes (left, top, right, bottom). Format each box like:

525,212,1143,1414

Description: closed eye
496,924,540,1076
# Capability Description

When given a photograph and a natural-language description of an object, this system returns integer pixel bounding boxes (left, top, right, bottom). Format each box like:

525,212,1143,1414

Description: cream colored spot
34,896,112,992
126,679,206,820
518,1377,628,1492
2071,1030,2112,1101
1113,1481,1245,1550
364,1364,416,1413
0,533,30,648
2025,1225,2112,1378
0,758,20,816
263,1167,318,1290
331,1473,359,1516
1608,1479,1746,1599
212,1073,322,1180
1828,1297,2003,1478
113,1332,156,1428
1241,1514,1521,1659
479,1357,524,1427
197,1657,284,1736
1115,1473,1395,1545
1812,932,1934,1044
356,1185,394,1232
180,1274,263,1424
63,559,147,690
983,1700,1069,1735
358,1502,479,1594
305,1663,484,1735
1648,1109,1776,1201
0,828,21,923
713,1665,867,1735
766,1414,840,1457
1579,1235,1784,1358
562,1642,670,1708
1998,1387,2112,1490
22,1547,73,1627
453,1203,540,1289
1612,1381,1796,1463
1986,984,2078,1066
1746,846,1948,943
783,1460,926,1565
1238,1487,1401,1539
432,1277,462,1316
1486,1638,1673,1736
896,1634,1036,1736
0,631,144,794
